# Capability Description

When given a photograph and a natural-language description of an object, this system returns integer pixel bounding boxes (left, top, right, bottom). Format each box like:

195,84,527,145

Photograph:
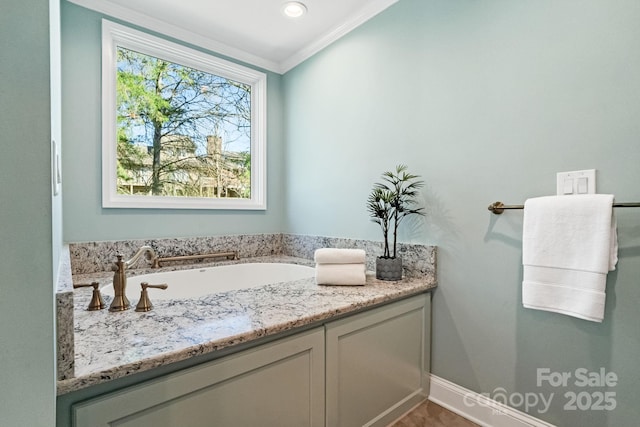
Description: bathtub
101,262,315,300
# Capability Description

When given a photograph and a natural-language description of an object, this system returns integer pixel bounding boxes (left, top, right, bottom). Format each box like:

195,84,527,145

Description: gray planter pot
376,256,403,281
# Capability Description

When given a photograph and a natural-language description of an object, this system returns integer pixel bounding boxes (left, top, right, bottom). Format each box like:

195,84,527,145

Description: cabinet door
73,327,325,427
325,293,431,427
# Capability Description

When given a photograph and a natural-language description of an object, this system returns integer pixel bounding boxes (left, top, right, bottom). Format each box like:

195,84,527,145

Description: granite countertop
57,255,436,395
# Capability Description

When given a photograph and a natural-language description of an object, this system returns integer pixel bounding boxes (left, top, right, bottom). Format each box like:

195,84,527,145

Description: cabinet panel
326,294,431,427
71,293,432,427
73,328,325,427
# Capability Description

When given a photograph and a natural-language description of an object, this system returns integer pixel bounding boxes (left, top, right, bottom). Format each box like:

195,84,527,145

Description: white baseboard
428,375,556,427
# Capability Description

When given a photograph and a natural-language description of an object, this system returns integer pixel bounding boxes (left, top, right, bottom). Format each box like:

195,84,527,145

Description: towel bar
488,201,640,215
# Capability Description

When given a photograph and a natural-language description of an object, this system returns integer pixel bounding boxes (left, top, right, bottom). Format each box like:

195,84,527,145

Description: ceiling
67,0,399,74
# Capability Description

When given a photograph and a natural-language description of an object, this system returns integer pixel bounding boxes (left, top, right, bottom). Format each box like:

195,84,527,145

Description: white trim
428,375,557,427
67,0,279,72
66,0,398,74
279,0,399,73
101,20,267,210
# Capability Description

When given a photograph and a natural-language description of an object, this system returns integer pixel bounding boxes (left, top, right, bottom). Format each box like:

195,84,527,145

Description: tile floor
390,400,480,427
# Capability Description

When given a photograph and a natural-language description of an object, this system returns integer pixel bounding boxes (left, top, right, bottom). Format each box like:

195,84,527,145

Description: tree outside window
116,47,251,199
102,20,266,210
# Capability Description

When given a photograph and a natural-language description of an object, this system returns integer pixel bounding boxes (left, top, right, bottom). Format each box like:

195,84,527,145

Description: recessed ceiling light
282,1,307,18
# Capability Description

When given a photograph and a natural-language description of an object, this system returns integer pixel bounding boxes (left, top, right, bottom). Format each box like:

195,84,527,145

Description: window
102,20,266,209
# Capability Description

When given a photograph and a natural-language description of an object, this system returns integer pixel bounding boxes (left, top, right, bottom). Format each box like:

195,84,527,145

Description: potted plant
367,164,425,280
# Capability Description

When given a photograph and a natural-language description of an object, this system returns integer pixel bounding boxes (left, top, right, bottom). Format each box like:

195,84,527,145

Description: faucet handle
73,281,105,311
135,282,168,312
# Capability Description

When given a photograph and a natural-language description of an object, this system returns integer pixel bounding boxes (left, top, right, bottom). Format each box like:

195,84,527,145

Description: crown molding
65,0,398,75
279,0,399,73
65,0,280,73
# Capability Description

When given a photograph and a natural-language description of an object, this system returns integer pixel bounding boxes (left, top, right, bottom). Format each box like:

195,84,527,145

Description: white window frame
101,20,267,210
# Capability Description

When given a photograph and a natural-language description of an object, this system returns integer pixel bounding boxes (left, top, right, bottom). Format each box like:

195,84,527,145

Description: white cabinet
73,328,325,427
325,294,431,427
72,293,431,427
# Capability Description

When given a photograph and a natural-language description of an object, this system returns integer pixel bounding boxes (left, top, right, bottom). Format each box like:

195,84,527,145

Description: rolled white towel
314,248,366,265
315,263,366,286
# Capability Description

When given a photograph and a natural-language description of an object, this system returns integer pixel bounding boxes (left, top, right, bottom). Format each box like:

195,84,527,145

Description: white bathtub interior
101,263,316,300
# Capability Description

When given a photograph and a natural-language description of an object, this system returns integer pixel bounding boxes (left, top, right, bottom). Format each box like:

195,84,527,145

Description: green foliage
237,151,251,198
367,165,425,258
115,47,251,197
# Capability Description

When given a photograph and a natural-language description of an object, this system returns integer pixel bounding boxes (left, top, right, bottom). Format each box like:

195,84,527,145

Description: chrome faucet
109,246,158,312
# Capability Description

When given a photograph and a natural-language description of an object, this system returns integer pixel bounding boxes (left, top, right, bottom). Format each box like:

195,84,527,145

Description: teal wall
0,0,57,425
61,2,286,242
283,0,640,426
58,0,640,425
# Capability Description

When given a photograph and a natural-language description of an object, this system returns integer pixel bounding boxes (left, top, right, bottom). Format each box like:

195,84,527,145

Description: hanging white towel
522,194,618,322
314,248,366,265
315,263,366,286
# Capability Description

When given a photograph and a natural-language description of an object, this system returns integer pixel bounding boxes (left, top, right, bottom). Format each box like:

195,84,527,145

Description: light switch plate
556,169,596,195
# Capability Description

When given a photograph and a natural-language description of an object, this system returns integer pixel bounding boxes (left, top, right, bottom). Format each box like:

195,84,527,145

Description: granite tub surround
283,234,437,279
68,233,436,277
56,246,75,380
68,233,284,275
59,235,437,395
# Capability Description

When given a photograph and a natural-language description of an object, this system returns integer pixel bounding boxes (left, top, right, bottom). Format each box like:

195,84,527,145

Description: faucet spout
109,246,157,312
125,245,158,269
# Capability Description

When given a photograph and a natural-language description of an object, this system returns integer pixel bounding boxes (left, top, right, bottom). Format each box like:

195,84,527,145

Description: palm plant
367,165,425,258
